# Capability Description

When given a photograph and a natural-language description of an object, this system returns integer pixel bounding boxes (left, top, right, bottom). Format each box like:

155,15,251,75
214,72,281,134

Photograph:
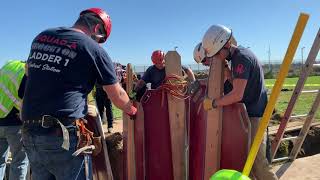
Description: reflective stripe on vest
0,83,22,108
0,103,9,114
0,60,25,118
0,68,22,88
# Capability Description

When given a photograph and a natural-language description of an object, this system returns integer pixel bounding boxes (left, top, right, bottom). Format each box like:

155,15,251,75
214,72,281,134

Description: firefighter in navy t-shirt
21,8,136,179
199,24,277,180
134,50,195,94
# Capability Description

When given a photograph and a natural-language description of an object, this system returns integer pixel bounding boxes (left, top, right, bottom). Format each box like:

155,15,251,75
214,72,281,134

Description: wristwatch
212,99,218,108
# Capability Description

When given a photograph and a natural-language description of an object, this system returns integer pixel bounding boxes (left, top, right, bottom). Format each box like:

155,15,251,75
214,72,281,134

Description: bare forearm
186,69,196,82
216,90,242,107
103,83,132,114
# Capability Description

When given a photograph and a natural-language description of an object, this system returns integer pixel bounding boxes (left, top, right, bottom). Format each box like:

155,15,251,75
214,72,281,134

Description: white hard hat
230,36,237,46
193,42,206,64
202,24,232,57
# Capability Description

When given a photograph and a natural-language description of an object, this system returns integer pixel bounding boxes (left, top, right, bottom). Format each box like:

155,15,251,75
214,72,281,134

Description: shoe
108,127,113,133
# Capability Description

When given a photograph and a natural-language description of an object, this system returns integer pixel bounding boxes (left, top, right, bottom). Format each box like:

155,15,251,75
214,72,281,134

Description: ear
225,40,232,48
93,24,100,34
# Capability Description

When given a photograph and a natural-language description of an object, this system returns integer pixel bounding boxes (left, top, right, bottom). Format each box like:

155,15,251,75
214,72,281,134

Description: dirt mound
105,132,123,180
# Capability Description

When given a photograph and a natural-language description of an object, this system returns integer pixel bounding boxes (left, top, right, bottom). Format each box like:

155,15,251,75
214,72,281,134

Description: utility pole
268,45,271,71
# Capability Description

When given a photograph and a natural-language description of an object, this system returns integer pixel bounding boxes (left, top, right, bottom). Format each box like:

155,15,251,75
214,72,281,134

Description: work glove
188,80,200,95
203,98,217,111
126,105,137,120
87,104,97,118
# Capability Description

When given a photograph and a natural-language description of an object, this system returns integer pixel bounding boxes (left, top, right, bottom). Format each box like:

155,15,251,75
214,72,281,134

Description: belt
23,115,75,128
23,115,76,151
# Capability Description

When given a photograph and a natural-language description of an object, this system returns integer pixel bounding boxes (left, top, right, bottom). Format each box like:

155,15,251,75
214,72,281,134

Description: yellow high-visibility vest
0,60,25,118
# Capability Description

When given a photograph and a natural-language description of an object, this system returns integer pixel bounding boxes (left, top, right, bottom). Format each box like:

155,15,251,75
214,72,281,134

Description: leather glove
87,104,97,117
203,98,217,111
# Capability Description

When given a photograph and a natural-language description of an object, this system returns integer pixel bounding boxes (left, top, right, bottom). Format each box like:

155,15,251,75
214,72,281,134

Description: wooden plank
165,51,186,180
123,63,136,180
290,89,320,160
269,121,320,135
271,28,320,160
204,58,224,179
133,102,145,180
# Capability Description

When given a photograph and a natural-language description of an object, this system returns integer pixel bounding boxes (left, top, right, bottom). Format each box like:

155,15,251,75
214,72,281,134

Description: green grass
112,105,122,120
265,76,320,120
265,76,320,89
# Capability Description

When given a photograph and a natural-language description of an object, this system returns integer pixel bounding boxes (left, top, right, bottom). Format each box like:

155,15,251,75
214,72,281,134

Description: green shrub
264,70,274,79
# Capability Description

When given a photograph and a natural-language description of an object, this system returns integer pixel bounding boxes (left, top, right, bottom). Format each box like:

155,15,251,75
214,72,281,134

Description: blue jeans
0,125,29,180
22,126,91,180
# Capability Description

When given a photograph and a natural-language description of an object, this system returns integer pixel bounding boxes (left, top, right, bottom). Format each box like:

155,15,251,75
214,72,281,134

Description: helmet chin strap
225,46,234,61
82,15,107,43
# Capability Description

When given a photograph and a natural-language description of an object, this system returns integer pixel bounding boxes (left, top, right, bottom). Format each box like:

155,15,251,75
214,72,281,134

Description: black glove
188,80,200,95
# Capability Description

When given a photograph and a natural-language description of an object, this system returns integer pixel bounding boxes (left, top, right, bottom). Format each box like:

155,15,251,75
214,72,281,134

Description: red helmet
151,50,165,64
80,8,112,43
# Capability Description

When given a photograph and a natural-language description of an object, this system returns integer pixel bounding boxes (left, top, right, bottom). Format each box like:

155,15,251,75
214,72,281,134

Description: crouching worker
21,8,136,180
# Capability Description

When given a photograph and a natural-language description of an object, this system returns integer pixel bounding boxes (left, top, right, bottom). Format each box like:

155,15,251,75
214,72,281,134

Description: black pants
95,87,113,128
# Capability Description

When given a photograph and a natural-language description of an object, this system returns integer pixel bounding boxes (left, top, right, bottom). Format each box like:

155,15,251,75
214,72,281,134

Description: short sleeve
232,57,251,80
141,66,152,83
94,48,118,86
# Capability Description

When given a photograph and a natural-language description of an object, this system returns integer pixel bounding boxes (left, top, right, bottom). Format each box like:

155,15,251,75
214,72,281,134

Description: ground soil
103,120,123,180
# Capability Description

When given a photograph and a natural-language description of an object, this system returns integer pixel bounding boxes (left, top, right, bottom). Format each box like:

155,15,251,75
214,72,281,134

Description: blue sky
0,0,319,67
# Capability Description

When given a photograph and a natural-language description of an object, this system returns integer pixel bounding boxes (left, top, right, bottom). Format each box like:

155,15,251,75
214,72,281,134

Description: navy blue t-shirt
21,27,117,120
230,47,267,117
142,65,188,89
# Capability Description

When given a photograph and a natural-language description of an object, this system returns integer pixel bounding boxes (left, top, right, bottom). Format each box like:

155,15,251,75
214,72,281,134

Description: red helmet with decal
151,50,165,64
80,8,112,43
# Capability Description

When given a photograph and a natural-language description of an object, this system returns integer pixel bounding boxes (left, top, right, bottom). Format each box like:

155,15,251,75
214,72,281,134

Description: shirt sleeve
141,66,152,83
94,48,118,86
232,57,251,80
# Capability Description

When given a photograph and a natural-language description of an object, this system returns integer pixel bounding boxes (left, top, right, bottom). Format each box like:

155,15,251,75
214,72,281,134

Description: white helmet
202,24,232,57
193,42,206,63
230,36,237,46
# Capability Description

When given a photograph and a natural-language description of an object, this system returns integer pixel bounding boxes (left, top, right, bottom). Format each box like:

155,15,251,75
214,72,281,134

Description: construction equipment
271,28,320,163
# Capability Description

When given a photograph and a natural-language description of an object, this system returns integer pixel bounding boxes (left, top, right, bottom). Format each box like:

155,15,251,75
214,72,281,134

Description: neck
229,44,237,57
71,25,89,35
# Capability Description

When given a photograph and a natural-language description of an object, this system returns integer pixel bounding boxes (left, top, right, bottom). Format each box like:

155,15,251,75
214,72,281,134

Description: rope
157,74,189,99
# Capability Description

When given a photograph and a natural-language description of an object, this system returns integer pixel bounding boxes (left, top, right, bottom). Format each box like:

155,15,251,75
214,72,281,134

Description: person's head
193,42,211,66
202,24,233,62
151,50,165,69
74,8,112,44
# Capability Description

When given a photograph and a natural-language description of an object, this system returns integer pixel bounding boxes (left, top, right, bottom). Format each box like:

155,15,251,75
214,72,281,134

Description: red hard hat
80,8,112,42
151,50,165,64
